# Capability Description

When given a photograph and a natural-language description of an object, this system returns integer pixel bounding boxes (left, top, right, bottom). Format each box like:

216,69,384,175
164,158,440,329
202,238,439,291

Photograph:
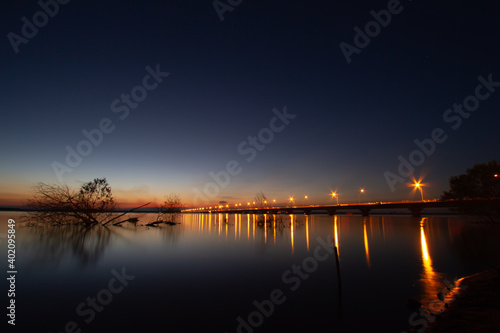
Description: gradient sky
1,0,499,207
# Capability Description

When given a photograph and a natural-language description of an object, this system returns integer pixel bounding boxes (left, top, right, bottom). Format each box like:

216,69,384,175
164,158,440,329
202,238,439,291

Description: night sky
1,0,499,207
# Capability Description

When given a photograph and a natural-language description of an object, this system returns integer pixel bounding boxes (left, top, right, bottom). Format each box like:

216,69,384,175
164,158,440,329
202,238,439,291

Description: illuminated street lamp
289,197,295,206
359,188,365,204
331,192,339,205
414,182,424,201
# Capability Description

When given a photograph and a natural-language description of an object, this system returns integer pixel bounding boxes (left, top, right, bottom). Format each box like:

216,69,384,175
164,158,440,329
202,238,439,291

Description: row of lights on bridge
189,188,367,211
187,175,498,211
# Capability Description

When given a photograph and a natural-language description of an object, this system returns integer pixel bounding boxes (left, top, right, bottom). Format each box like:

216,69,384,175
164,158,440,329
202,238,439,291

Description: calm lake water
2,212,499,332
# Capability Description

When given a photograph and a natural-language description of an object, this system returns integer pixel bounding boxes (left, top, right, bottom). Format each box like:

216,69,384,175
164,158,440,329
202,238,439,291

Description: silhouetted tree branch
254,191,267,209
442,160,499,200
156,193,183,223
26,178,149,225
442,160,500,220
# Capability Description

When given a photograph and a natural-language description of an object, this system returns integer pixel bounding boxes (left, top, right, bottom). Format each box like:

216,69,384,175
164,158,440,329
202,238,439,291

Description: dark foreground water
2,212,499,332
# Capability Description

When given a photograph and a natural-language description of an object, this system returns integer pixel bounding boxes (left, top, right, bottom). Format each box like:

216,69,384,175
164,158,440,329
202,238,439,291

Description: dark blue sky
1,0,499,207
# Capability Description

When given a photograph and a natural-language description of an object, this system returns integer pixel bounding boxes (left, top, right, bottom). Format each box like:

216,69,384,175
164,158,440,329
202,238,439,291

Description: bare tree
254,191,268,209
156,193,184,224
25,178,149,226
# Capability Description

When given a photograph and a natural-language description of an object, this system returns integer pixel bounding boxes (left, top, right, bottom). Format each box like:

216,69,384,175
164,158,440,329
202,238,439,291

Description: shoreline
424,267,500,332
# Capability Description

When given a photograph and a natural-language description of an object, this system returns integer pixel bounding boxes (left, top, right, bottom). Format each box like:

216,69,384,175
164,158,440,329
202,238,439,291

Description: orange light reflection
419,218,445,309
305,215,310,252
363,220,371,268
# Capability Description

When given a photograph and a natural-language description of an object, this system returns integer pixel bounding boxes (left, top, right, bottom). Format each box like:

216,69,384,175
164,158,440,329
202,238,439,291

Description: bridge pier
409,206,423,218
360,208,371,217
327,209,337,216
303,209,311,215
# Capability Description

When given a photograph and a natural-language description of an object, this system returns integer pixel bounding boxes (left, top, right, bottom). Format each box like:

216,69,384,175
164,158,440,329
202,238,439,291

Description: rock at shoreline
424,267,500,332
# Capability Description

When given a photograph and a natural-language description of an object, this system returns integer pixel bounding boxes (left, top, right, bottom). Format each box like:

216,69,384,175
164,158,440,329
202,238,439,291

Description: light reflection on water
363,218,371,268
2,212,499,332
419,217,444,305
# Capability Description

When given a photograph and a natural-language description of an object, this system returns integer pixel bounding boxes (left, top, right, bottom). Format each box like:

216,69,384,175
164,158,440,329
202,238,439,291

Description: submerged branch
102,202,151,226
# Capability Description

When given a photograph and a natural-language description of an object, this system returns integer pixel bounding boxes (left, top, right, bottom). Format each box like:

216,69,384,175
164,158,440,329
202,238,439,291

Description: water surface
2,212,499,332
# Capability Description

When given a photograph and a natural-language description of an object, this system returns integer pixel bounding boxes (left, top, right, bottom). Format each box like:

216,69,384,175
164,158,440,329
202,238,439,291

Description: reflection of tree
25,224,111,266
157,224,182,245
446,222,500,270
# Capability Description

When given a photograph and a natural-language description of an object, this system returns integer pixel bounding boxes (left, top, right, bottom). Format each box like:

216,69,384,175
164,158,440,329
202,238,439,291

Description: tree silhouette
442,160,499,200
442,160,500,220
26,178,149,225
254,191,268,209
156,193,184,224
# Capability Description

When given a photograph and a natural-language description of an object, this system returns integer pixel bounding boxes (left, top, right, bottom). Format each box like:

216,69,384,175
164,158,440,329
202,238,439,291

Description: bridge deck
183,199,498,217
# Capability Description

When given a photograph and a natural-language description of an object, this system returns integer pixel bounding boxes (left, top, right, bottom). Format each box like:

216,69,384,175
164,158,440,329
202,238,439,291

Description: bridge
184,199,499,217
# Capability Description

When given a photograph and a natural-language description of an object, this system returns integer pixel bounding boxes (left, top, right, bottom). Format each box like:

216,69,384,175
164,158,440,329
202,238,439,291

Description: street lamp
414,182,424,201
289,197,295,206
331,192,339,205
359,188,365,204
